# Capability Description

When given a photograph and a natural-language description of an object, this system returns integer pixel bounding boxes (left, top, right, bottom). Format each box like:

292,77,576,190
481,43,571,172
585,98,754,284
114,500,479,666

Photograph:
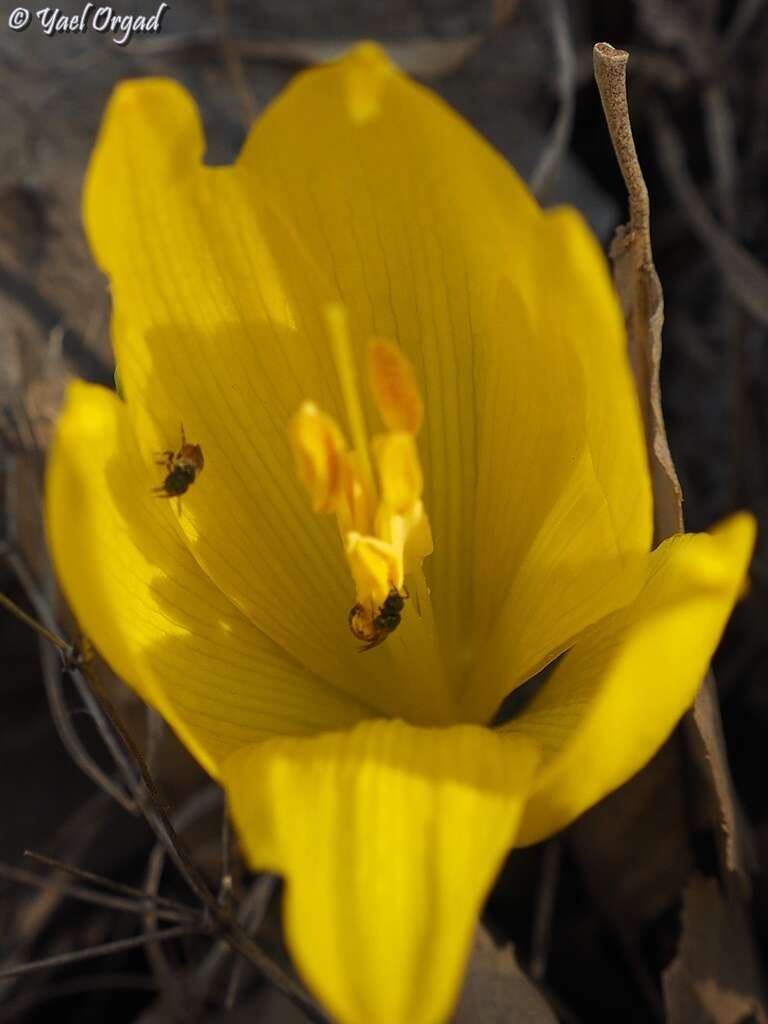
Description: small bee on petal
154,425,204,507
348,587,407,652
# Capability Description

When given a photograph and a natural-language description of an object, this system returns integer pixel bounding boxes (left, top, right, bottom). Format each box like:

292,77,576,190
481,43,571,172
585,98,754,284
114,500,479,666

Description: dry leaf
609,224,683,540
569,740,693,935
234,36,485,80
452,925,558,1024
663,875,768,1024
595,42,752,886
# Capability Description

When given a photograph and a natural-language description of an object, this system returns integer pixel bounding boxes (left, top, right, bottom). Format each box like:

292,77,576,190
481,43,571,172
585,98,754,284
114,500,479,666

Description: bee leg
154,450,174,466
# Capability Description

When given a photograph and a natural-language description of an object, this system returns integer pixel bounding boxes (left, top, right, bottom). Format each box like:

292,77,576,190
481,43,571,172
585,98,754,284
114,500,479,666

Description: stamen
325,303,377,502
373,433,423,516
289,401,347,514
291,314,450,718
346,533,401,609
368,338,423,434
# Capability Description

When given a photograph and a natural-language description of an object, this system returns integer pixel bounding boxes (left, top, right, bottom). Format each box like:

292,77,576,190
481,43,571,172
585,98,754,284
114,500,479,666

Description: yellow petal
465,212,653,720
82,51,651,721
502,513,755,845
82,69,459,719
45,382,373,776
223,719,539,1024
234,44,550,681
84,77,386,710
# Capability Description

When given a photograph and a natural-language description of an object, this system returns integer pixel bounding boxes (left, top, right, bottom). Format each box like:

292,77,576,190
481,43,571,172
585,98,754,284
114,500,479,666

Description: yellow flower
46,43,754,1024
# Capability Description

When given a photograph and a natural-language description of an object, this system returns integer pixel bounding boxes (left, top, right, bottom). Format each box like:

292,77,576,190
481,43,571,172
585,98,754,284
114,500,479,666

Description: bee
154,425,204,505
348,587,407,653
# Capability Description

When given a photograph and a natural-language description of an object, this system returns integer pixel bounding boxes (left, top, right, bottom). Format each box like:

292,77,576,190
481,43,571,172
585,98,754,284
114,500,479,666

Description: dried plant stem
592,41,683,540
142,784,222,1018
79,663,328,1021
0,926,202,981
213,0,257,126
39,640,136,812
651,102,768,327
530,0,576,200
0,862,196,923
0,589,329,1023
593,39,755,888
5,552,141,807
530,839,562,982
0,589,68,654
592,43,652,269
23,851,193,915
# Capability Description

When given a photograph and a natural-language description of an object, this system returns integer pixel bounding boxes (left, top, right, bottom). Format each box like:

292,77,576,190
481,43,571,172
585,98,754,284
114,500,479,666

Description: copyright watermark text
8,3,169,46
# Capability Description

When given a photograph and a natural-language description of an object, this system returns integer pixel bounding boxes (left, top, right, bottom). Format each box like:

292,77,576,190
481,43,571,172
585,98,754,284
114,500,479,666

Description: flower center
289,304,461,724
290,303,435,651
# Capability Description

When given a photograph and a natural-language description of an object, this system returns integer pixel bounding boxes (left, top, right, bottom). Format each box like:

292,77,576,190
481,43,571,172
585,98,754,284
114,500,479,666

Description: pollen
290,305,434,652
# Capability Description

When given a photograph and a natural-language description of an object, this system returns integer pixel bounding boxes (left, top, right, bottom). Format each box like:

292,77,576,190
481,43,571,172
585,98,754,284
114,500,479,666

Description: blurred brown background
1,1,767,1021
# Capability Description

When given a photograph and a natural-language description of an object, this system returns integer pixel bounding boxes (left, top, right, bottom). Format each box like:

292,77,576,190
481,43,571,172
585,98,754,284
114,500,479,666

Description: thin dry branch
530,0,576,200
592,41,682,540
213,0,258,127
23,851,194,915
0,926,202,982
530,840,562,983
592,40,757,889
651,101,768,327
0,862,196,923
0,590,329,1022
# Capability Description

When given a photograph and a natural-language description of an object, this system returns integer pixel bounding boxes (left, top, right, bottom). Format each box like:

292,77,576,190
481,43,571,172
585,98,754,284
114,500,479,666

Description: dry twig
0,925,203,982
0,589,330,1023
530,0,576,200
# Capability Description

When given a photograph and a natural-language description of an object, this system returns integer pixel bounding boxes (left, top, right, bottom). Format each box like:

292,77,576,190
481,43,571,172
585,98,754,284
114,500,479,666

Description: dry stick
39,638,135,812
219,797,234,910
702,83,738,230
593,41,756,886
593,41,683,542
650,102,768,327
2,574,137,810
143,835,191,1020
23,851,193,915
0,926,202,982
530,839,562,983
144,706,165,776
213,0,258,126
1,587,326,1021
0,589,68,655
593,43,652,269
79,661,329,1023
723,0,767,57
0,794,117,1000
142,784,222,1018
5,552,141,808
224,875,278,1011
530,0,576,200
0,973,156,1024
0,587,208,903
0,862,196,924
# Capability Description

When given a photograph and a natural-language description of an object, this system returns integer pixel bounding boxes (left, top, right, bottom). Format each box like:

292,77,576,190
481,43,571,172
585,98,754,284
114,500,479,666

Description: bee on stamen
153,425,204,508
348,587,407,652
